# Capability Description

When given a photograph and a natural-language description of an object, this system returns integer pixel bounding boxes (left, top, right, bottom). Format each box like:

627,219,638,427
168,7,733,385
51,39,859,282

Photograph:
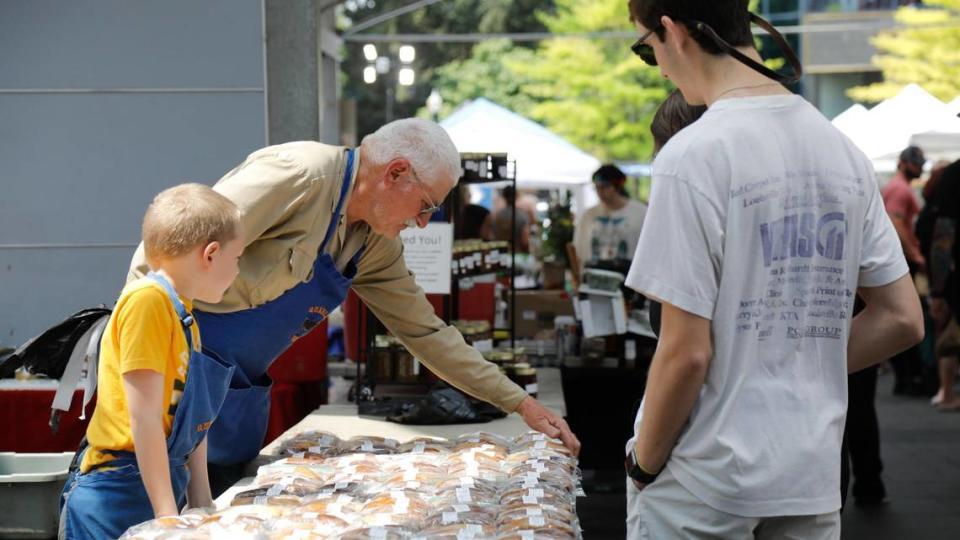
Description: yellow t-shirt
80,278,200,473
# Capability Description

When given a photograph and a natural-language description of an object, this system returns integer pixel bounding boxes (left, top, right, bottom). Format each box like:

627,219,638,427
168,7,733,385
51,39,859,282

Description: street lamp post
363,43,416,124
426,89,443,122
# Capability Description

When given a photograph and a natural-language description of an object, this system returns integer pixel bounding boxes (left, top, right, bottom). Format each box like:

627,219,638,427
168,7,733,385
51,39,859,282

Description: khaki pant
626,467,840,540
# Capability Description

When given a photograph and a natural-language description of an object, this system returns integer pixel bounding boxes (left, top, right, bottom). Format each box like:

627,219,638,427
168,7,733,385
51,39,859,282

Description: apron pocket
207,373,273,465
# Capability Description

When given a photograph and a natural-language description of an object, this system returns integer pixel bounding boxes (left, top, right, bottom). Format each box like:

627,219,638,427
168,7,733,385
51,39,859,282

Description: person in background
492,185,532,253
60,184,242,539
883,145,927,395
573,165,648,277
917,160,960,410
622,1,923,538
642,91,707,337
455,184,493,240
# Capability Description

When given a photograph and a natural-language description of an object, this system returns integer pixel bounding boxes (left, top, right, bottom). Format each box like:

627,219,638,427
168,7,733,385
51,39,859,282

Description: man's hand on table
516,396,581,457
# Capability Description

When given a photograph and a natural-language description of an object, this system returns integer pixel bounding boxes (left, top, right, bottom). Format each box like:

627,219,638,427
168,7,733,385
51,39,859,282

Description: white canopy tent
948,97,960,116
441,98,601,212
832,84,960,174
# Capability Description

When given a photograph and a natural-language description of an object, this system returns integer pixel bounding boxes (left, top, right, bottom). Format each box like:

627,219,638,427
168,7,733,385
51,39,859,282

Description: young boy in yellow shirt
59,184,243,539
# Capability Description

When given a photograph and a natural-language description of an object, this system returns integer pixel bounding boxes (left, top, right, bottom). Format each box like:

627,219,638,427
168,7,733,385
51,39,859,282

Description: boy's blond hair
142,183,241,265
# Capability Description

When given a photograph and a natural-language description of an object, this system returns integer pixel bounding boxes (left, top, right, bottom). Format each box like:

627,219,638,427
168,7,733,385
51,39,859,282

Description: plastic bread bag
499,485,575,509
454,432,513,449
433,484,500,507
414,523,497,539
497,516,578,538
278,430,343,457
295,493,361,520
511,433,572,458
334,525,416,540
341,436,401,455
119,516,204,539
504,468,575,494
264,513,349,539
398,437,454,455
421,503,497,529
197,504,285,534
496,505,576,528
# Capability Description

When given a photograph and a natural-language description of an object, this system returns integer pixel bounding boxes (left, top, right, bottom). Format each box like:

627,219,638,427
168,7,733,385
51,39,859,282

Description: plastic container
0,452,74,539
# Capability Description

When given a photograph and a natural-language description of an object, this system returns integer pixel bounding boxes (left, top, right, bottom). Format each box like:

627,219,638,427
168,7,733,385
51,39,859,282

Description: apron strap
146,272,196,352
319,148,356,251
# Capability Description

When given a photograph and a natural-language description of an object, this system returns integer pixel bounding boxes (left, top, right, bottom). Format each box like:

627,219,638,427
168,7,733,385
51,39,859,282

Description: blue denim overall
59,273,234,539
194,149,364,465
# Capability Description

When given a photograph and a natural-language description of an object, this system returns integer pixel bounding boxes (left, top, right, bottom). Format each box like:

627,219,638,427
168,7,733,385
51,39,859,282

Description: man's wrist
626,448,662,485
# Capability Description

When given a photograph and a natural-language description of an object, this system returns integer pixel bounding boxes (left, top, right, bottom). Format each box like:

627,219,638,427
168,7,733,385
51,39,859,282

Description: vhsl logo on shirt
759,212,846,268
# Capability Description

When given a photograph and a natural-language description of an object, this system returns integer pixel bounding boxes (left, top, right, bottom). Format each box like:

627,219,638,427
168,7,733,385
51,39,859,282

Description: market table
215,367,565,508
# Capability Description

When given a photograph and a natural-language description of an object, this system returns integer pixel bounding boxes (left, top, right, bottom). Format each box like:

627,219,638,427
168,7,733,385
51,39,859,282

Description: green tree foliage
341,0,554,138
509,0,669,162
848,1,960,103
424,39,538,120
424,0,668,161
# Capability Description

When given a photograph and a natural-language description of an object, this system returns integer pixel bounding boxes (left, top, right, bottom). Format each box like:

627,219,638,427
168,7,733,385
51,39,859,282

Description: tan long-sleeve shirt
128,141,527,413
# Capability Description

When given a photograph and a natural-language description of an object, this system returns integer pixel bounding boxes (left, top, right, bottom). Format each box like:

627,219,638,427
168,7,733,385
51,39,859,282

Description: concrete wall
0,0,268,346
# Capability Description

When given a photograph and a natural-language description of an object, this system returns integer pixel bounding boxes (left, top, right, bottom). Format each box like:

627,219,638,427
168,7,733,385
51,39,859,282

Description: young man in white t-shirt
622,1,925,538
573,165,648,275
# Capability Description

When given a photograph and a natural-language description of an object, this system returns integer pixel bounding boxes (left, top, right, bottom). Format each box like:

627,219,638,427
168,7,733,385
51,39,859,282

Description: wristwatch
624,448,661,485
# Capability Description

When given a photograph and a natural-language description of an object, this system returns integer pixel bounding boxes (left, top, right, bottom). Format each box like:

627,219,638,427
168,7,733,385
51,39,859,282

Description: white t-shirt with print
574,199,648,272
625,94,908,517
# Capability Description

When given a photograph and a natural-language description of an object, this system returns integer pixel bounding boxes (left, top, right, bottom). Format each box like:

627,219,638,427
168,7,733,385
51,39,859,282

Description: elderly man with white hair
128,118,580,495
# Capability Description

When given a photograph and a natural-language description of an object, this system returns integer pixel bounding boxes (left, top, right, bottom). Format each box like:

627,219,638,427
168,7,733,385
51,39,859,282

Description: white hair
360,118,462,187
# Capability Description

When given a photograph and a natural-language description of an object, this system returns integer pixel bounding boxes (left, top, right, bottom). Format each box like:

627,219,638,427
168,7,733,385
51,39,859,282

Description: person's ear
385,158,411,186
201,241,221,267
661,16,688,56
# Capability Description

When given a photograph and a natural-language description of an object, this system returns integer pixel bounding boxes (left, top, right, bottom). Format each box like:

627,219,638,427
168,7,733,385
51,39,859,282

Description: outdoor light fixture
363,44,378,62
426,89,443,119
374,56,391,75
398,45,416,63
398,68,415,86
363,66,377,84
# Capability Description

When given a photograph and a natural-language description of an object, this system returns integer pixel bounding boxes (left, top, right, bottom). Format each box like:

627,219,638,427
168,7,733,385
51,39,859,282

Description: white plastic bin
0,453,74,539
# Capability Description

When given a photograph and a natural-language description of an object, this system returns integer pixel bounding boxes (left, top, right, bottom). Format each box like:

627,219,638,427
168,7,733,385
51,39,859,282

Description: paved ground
576,371,960,539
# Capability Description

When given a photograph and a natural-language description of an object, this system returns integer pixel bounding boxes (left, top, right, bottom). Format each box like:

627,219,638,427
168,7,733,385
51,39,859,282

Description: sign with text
399,222,453,294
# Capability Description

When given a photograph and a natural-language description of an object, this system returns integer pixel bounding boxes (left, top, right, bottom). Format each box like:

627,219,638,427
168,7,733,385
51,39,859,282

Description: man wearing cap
573,165,648,276
881,145,928,396
882,145,927,273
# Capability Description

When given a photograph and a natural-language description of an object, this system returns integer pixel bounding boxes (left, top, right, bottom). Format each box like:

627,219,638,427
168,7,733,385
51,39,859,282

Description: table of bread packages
120,370,583,539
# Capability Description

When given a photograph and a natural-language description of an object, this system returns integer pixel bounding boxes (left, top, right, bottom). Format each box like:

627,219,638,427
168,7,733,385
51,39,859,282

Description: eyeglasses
410,166,443,216
628,13,802,85
630,24,662,66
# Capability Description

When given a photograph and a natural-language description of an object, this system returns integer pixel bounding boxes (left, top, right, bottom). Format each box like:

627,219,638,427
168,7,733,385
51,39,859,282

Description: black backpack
0,307,112,433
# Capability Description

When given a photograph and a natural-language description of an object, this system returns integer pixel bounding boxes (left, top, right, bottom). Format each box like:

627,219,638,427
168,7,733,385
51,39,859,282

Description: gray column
263,0,342,144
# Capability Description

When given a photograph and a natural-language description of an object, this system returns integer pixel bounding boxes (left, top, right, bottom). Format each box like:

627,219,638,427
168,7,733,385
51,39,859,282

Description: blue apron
59,273,234,540
195,149,363,465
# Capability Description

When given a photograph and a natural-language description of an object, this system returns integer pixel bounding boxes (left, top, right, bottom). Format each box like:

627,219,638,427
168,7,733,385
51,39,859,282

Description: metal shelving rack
354,153,517,414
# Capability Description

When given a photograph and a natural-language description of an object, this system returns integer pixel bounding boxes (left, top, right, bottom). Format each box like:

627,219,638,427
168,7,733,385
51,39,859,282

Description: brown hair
628,0,753,54
651,89,708,155
142,183,241,266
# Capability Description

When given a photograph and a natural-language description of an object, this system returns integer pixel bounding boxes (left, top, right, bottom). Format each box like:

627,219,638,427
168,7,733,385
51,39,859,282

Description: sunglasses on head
630,13,802,85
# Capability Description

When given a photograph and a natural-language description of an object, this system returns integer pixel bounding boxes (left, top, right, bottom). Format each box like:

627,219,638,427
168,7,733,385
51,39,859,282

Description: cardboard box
511,290,576,338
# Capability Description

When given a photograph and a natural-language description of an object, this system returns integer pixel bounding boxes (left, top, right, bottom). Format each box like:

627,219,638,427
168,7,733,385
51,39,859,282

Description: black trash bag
0,307,111,379
387,385,506,425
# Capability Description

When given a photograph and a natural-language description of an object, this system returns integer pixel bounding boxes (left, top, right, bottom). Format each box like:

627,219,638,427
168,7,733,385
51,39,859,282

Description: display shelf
355,153,518,415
